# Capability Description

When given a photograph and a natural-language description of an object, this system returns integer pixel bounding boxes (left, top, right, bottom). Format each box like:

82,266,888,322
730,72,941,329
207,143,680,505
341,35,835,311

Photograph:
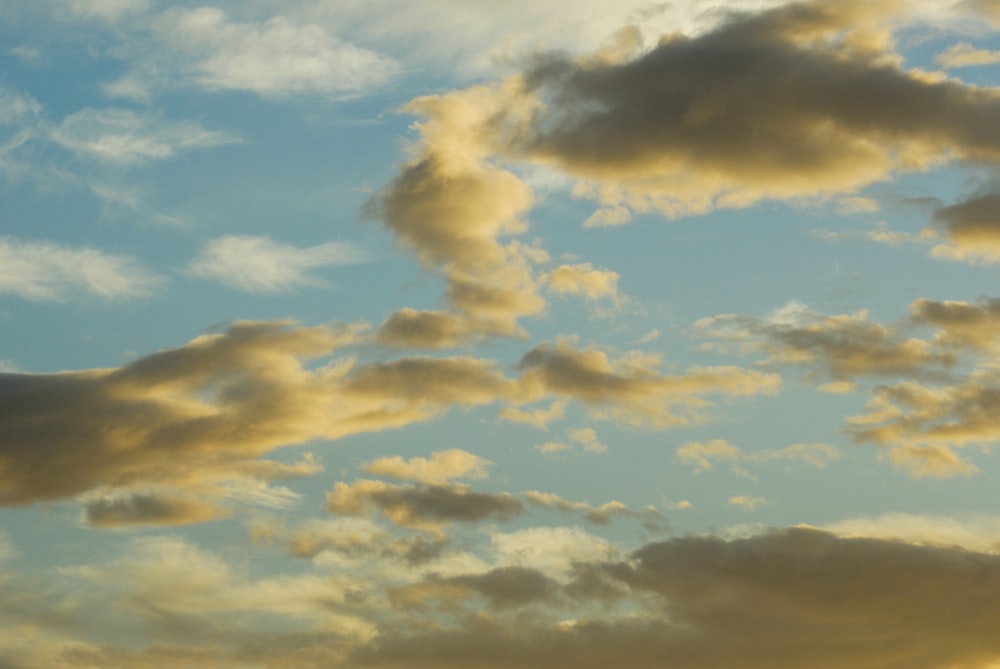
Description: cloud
910,297,1000,351
936,41,1000,68
327,480,526,535
728,495,767,510
187,235,366,293
384,0,1000,221
536,426,608,456
388,565,560,611
818,512,1000,553
694,301,955,383
517,338,781,427
677,439,839,474
82,491,227,528
498,399,567,430
368,122,547,336
50,108,239,164
353,528,1000,669
930,190,1000,263
361,449,492,485
0,236,161,301
153,7,398,98
374,309,476,349
546,263,621,301
61,0,151,21
846,369,1000,476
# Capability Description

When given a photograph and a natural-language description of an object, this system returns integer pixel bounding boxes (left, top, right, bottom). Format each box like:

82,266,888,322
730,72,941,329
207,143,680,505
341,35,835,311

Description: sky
3,0,1000,666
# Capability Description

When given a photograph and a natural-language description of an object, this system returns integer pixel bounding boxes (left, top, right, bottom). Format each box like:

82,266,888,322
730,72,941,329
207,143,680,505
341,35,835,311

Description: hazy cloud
51,108,238,164
187,235,365,293
0,236,161,301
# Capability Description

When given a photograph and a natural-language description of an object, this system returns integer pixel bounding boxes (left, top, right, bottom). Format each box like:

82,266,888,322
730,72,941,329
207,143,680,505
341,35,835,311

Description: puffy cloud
0,236,161,301
369,123,546,336
547,263,621,300
353,528,1000,669
930,190,1000,263
847,370,1000,476
374,309,475,349
910,297,1000,351
50,108,239,164
361,449,492,485
187,235,366,293
390,0,1000,221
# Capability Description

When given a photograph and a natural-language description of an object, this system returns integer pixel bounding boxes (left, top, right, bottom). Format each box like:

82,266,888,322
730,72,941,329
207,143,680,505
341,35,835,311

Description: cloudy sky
3,0,1000,666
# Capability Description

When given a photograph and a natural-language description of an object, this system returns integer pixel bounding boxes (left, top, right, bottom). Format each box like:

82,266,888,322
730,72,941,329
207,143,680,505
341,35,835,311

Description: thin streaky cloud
0,236,162,302
187,235,367,293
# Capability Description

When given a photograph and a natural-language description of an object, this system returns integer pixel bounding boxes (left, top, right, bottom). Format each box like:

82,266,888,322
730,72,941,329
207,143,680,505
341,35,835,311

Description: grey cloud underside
353,528,1000,669
512,4,1000,179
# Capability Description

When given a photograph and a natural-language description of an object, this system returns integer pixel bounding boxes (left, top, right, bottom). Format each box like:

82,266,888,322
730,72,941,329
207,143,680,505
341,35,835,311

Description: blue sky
4,1,1000,667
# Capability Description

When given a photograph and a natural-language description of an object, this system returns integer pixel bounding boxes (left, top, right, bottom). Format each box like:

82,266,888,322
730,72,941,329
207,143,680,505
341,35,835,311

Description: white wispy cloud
50,108,239,164
187,235,366,293
0,236,161,301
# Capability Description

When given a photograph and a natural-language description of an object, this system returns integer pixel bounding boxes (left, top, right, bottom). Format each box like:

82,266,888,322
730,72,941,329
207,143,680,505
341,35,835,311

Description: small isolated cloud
187,235,365,293
361,449,492,485
327,480,525,536
547,263,621,301
50,108,239,164
0,236,161,302
936,41,1000,68
728,495,767,510
82,491,227,528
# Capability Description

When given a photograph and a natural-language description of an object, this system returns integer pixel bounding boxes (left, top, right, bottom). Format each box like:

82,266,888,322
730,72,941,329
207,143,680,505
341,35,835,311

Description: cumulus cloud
187,235,366,293
546,263,621,301
846,369,1000,477
929,190,1000,263
50,108,239,164
0,236,161,301
374,309,476,349
910,297,1000,351
350,528,1000,669
385,0,1000,222
368,116,547,336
